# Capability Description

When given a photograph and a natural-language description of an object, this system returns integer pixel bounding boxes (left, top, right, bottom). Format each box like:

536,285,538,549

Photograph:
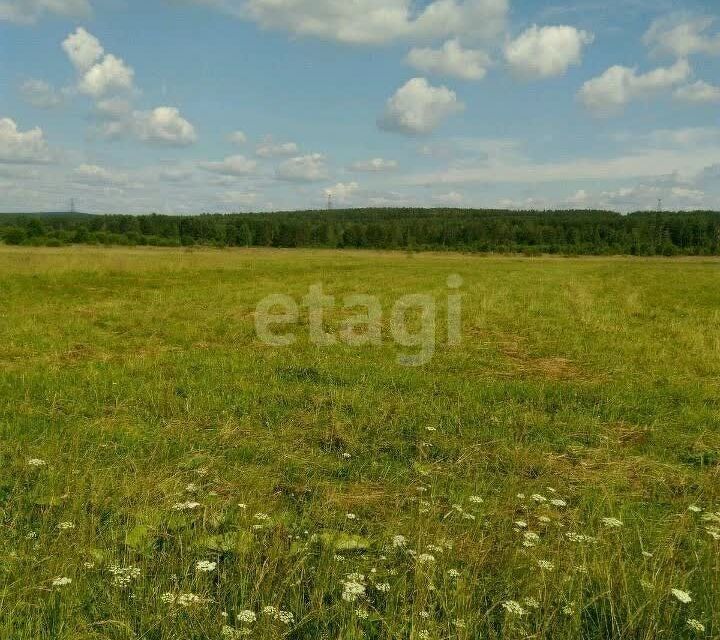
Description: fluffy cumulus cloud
256,139,299,157
0,0,90,23
0,117,52,164
20,79,64,109
202,154,257,176
62,27,103,71
674,80,720,103
644,14,720,58
193,0,508,45
78,54,135,97
505,25,594,79
228,130,247,145
406,39,490,80
378,77,464,135
62,28,135,97
59,28,197,147
350,158,398,172
133,107,197,146
324,181,359,203
578,59,691,116
276,154,327,181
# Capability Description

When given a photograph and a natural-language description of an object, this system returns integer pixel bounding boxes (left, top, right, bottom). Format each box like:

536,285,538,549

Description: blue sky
1,0,719,213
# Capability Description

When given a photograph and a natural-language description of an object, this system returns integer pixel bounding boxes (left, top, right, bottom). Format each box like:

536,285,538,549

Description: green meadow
0,246,718,639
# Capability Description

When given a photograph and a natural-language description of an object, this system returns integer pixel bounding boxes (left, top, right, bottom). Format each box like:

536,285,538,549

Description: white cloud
405,128,720,186
350,158,398,172
256,139,299,157
432,190,464,205
505,25,593,79
228,130,247,145
78,54,135,97
0,117,52,164
276,153,327,181
324,181,359,203
0,0,90,23
644,14,720,58
133,107,197,146
231,0,509,45
62,27,103,71
202,154,257,176
62,28,135,98
578,59,691,116
378,77,464,135
73,163,127,186
406,39,490,80
20,79,64,109
674,80,720,103
221,191,258,206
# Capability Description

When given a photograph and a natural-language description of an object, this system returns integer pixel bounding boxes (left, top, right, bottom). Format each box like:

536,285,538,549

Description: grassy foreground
0,246,718,640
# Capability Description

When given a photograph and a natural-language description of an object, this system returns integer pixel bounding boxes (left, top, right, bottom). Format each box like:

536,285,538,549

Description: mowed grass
0,246,718,640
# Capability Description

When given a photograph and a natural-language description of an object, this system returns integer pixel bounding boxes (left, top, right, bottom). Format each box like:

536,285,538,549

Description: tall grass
0,247,717,639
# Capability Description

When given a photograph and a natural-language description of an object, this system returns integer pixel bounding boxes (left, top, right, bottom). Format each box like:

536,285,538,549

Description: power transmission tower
327,193,333,211
70,198,76,214
657,198,663,212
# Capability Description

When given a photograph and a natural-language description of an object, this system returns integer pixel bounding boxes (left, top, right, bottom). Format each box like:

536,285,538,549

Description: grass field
0,246,718,639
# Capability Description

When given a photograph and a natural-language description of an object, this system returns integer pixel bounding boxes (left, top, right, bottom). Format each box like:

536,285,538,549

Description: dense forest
1,209,720,255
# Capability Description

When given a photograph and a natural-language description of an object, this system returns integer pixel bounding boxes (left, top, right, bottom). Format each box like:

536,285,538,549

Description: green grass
0,246,718,639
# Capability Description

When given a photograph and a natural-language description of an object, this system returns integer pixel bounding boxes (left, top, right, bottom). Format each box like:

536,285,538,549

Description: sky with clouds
0,0,719,213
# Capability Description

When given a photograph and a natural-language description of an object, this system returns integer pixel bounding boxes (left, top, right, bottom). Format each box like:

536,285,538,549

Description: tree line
1,209,720,255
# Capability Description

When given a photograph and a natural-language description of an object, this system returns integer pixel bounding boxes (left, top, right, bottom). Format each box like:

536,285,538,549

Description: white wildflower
447,569,461,578
57,522,75,531
706,527,720,541
687,619,705,633
52,577,71,587
538,515,551,523
566,532,597,544
671,588,692,604
537,560,554,570
341,576,366,602
109,565,141,588
346,513,357,520
254,513,270,521
601,517,623,528
236,610,256,623
688,505,702,513
342,452,352,459
469,495,484,504
392,535,407,548
524,596,540,609
514,520,528,529
375,582,391,592
550,499,567,507
417,553,436,563
28,458,47,467
531,494,547,503
355,608,369,619
172,501,201,511
502,600,526,615
523,531,540,547
562,603,575,615
196,560,216,573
